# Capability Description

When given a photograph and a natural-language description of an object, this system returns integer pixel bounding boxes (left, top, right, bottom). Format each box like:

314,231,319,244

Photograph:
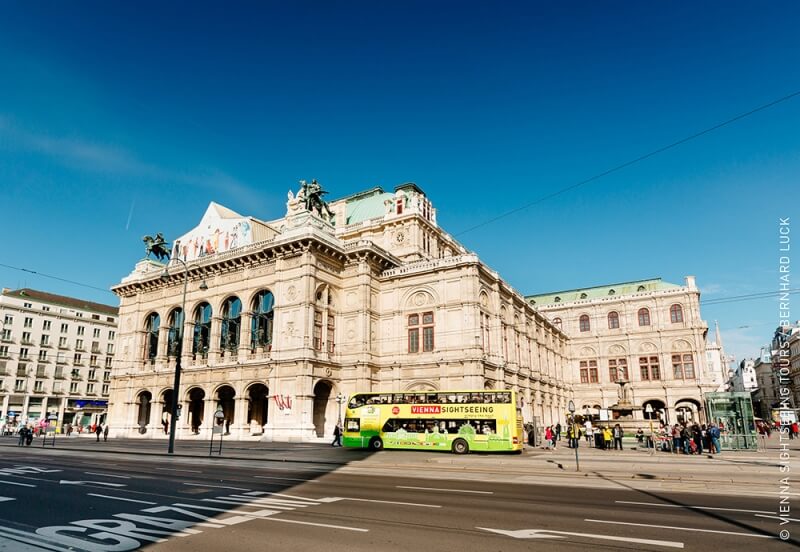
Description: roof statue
143,233,170,261
287,179,333,221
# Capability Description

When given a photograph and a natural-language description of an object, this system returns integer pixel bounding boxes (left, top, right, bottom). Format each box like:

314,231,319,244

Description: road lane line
585,519,775,538
87,493,157,505
243,491,319,502
201,498,297,510
0,480,35,487
156,467,202,473
183,483,251,491
0,497,15,502
0,527,73,551
343,497,441,508
254,475,319,483
84,471,132,479
614,501,772,515
479,527,684,548
396,485,492,494
755,513,800,523
260,518,368,532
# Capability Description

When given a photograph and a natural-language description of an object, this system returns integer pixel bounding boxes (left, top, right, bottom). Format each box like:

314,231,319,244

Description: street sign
568,400,575,413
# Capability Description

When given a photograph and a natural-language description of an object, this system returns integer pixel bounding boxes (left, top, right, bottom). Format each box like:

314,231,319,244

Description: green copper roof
525,278,681,306
343,188,394,225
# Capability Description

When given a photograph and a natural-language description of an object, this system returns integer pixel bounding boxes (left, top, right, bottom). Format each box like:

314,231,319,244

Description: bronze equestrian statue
143,233,171,261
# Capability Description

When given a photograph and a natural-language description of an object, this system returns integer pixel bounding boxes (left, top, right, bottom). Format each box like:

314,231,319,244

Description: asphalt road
0,445,793,551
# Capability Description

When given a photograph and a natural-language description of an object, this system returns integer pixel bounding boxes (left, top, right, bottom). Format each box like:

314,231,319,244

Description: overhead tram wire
0,263,115,295
454,88,800,237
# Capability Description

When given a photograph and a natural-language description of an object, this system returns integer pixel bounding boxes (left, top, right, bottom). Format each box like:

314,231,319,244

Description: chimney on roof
685,275,696,290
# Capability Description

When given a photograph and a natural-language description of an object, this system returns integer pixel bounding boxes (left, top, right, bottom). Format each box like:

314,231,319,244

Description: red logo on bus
392,406,400,415
411,405,441,414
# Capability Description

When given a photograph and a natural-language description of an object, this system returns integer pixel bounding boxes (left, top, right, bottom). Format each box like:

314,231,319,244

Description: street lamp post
335,392,346,424
161,256,190,455
645,403,655,456
568,400,579,471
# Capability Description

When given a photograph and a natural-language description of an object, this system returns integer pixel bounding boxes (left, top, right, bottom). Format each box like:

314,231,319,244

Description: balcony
21,339,35,346
1,336,13,343
41,342,52,348
16,368,28,377
75,346,85,352
54,369,65,380
58,343,69,350
35,370,47,378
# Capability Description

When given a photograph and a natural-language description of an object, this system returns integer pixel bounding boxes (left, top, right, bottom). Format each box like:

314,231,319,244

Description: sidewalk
3,433,797,496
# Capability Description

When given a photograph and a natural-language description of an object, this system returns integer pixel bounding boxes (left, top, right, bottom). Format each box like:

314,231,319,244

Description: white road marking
585,519,775,538
0,480,35,487
261,517,368,532
318,496,441,508
615,500,772,515
156,467,202,473
244,491,319,502
84,471,131,479
59,480,125,487
0,497,15,502
201,497,297,510
0,527,73,551
254,475,319,483
755,513,800,523
87,493,157,505
397,485,492,494
183,483,251,491
479,527,683,548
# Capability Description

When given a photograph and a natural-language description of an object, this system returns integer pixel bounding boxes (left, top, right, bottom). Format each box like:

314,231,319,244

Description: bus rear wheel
368,437,383,451
452,438,469,455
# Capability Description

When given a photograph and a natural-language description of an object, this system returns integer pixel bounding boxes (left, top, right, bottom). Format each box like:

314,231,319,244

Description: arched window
144,313,160,361
167,308,184,357
608,311,620,329
670,304,684,323
637,285,646,292
579,314,590,332
251,290,275,351
638,308,651,326
552,317,562,330
193,303,212,358
220,297,242,352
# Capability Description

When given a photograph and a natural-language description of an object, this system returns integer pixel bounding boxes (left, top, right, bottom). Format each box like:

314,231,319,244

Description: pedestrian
331,421,342,447
671,425,680,453
692,424,703,455
792,422,799,439
544,426,553,449
636,428,644,445
555,423,562,441
25,427,33,446
680,425,691,454
17,426,25,447
603,426,612,450
709,423,721,454
702,424,711,453
103,424,109,442
95,424,103,442
584,420,593,445
613,424,623,450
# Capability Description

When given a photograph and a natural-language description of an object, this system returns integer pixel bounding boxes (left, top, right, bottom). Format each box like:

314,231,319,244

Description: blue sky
1,1,798,362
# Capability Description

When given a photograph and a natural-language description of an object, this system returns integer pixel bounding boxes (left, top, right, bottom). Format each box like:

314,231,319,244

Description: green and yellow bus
342,390,524,454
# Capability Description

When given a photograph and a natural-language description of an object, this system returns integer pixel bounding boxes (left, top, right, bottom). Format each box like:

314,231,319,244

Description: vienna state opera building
108,181,720,441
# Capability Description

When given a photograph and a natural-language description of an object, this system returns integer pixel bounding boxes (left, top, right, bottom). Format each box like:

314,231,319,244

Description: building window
193,303,212,358
42,306,50,312
220,297,242,352
251,290,275,351
20,348,29,360
58,336,67,348
609,358,628,382
38,350,47,362
24,317,33,328
105,357,112,368
76,338,84,351
90,355,98,367
579,315,590,332
22,331,32,344
15,379,26,392
396,199,404,215
43,320,52,331
672,354,695,379
76,312,83,318
88,383,95,394
408,312,435,353
70,382,78,394
103,370,111,381
34,380,44,393
102,384,109,395
60,323,68,333
167,308,184,357
639,356,661,380
91,314,100,320
579,360,598,383
106,343,114,354
670,304,684,323
638,308,651,327
41,335,50,346
3,315,12,325
1,329,10,341
108,330,116,340
327,314,335,353
608,311,620,329
552,317,562,330
93,328,101,338
73,353,82,364
313,310,323,351
144,311,162,360
0,346,8,358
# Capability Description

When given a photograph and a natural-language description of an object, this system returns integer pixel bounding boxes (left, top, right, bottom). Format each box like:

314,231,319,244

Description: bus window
480,420,497,434
455,393,468,403
348,395,366,409
345,418,360,432
427,393,439,404
498,393,511,404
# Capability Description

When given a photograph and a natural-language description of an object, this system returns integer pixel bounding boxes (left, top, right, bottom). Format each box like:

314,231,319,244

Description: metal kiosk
209,408,225,456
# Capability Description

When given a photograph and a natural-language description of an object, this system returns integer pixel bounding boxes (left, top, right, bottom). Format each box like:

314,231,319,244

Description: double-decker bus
342,390,524,454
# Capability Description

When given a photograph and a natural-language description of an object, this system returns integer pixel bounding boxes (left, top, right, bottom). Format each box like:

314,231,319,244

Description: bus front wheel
368,437,383,451
452,438,469,455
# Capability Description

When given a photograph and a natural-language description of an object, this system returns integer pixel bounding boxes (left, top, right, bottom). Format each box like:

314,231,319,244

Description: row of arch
144,290,275,360
554,304,685,332
580,398,703,424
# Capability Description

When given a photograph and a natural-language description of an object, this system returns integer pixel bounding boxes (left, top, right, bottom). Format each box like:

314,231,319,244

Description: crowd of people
4,420,110,443
540,420,729,454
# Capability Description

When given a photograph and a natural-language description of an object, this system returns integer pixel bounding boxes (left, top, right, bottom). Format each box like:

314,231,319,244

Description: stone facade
526,277,717,427
0,288,118,429
108,183,569,441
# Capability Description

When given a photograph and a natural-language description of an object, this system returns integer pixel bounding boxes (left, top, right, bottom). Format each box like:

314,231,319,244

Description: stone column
238,312,252,359
157,325,170,363
181,320,193,366
234,396,248,438
208,317,222,364
21,395,30,422
1,395,9,418
58,397,67,432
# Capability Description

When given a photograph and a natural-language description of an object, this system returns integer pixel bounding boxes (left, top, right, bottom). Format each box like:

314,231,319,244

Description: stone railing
380,253,479,278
